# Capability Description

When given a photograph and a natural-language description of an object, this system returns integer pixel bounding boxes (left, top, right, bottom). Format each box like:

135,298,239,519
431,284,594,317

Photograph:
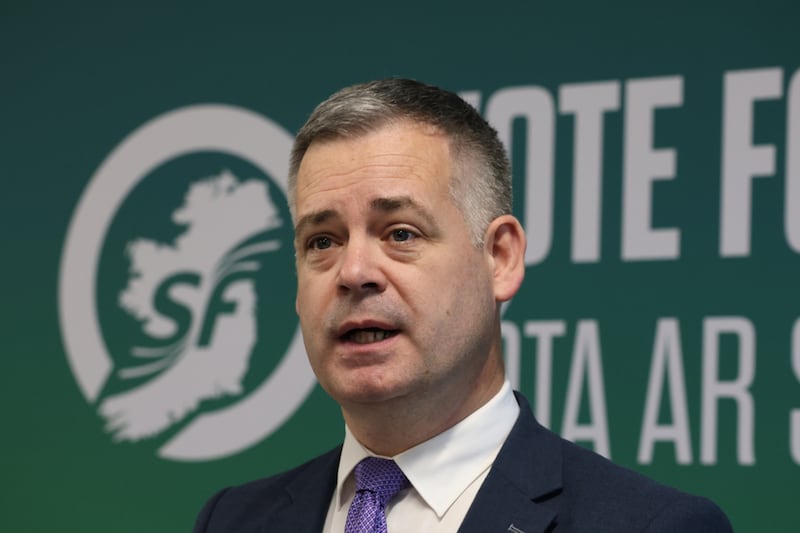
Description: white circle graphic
58,105,316,461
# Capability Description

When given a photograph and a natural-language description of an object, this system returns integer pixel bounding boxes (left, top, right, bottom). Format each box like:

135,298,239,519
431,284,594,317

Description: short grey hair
288,78,512,246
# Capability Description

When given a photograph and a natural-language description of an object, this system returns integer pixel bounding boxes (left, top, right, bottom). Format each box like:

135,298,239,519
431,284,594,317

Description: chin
319,363,414,404
339,387,396,405
334,379,410,406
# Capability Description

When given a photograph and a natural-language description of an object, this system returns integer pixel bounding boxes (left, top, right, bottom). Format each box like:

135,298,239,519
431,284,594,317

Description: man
194,78,732,532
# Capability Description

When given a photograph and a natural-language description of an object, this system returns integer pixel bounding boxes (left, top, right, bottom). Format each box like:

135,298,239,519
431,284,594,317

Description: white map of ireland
100,170,283,441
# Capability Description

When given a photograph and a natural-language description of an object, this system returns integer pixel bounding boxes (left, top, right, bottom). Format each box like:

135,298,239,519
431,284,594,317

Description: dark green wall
2,2,797,531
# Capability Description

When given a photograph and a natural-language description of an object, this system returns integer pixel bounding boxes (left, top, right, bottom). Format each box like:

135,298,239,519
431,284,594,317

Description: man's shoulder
490,392,732,532
193,446,341,533
228,445,341,498
556,436,732,531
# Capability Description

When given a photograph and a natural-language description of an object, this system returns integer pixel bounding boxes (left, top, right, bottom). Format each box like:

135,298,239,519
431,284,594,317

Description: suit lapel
259,394,561,533
261,446,341,532
459,393,562,533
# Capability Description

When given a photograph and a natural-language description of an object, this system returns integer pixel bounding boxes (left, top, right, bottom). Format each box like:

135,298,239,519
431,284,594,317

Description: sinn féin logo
58,105,316,461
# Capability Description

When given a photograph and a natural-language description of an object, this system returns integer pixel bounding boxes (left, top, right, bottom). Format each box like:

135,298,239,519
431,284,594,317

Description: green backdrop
2,2,798,531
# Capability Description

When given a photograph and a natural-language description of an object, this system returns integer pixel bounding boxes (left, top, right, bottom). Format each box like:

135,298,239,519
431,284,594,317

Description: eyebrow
370,195,438,229
370,195,444,242
294,195,441,238
294,209,338,241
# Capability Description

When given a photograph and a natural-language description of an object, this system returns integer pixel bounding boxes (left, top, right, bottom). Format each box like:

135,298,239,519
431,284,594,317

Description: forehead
293,121,455,213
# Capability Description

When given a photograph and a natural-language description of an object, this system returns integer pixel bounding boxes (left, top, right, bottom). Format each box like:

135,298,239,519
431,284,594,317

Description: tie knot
353,457,409,505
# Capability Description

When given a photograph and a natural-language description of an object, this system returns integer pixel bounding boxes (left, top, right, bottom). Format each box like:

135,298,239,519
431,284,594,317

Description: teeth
350,329,392,344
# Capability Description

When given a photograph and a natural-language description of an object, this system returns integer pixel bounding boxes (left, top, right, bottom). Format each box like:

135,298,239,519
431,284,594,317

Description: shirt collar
335,381,520,517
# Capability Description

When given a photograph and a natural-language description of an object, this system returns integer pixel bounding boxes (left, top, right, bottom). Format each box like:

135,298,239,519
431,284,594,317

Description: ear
484,215,526,302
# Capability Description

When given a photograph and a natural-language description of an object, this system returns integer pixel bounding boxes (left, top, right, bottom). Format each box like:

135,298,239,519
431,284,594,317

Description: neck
341,356,506,457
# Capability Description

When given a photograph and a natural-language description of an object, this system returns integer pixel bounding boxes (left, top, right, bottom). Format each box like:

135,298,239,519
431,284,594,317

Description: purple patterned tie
344,457,409,533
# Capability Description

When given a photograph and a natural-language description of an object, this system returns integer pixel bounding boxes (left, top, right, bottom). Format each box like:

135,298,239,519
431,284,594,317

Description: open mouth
342,328,399,345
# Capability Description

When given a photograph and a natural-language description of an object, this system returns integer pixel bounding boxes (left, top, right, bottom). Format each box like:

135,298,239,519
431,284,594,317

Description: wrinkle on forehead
297,160,433,200
294,124,454,215
295,122,451,191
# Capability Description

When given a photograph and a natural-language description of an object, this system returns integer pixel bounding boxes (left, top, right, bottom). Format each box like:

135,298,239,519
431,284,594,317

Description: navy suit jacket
194,393,732,532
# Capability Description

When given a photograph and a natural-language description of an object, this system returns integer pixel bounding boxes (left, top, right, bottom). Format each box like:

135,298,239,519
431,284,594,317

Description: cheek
295,282,322,335
296,272,321,306
295,286,307,317
446,262,495,319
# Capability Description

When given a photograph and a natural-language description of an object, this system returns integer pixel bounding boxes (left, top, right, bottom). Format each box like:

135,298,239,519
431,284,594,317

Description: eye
391,228,416,242
308,235,334,250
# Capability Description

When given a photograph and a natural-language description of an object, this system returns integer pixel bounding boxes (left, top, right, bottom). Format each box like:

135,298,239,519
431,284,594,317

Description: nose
337,237,387,294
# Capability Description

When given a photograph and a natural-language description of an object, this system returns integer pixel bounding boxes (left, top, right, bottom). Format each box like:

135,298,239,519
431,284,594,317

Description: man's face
293,121,500,412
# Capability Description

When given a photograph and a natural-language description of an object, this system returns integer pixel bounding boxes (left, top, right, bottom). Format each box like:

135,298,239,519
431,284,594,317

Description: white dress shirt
322,381,520,532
